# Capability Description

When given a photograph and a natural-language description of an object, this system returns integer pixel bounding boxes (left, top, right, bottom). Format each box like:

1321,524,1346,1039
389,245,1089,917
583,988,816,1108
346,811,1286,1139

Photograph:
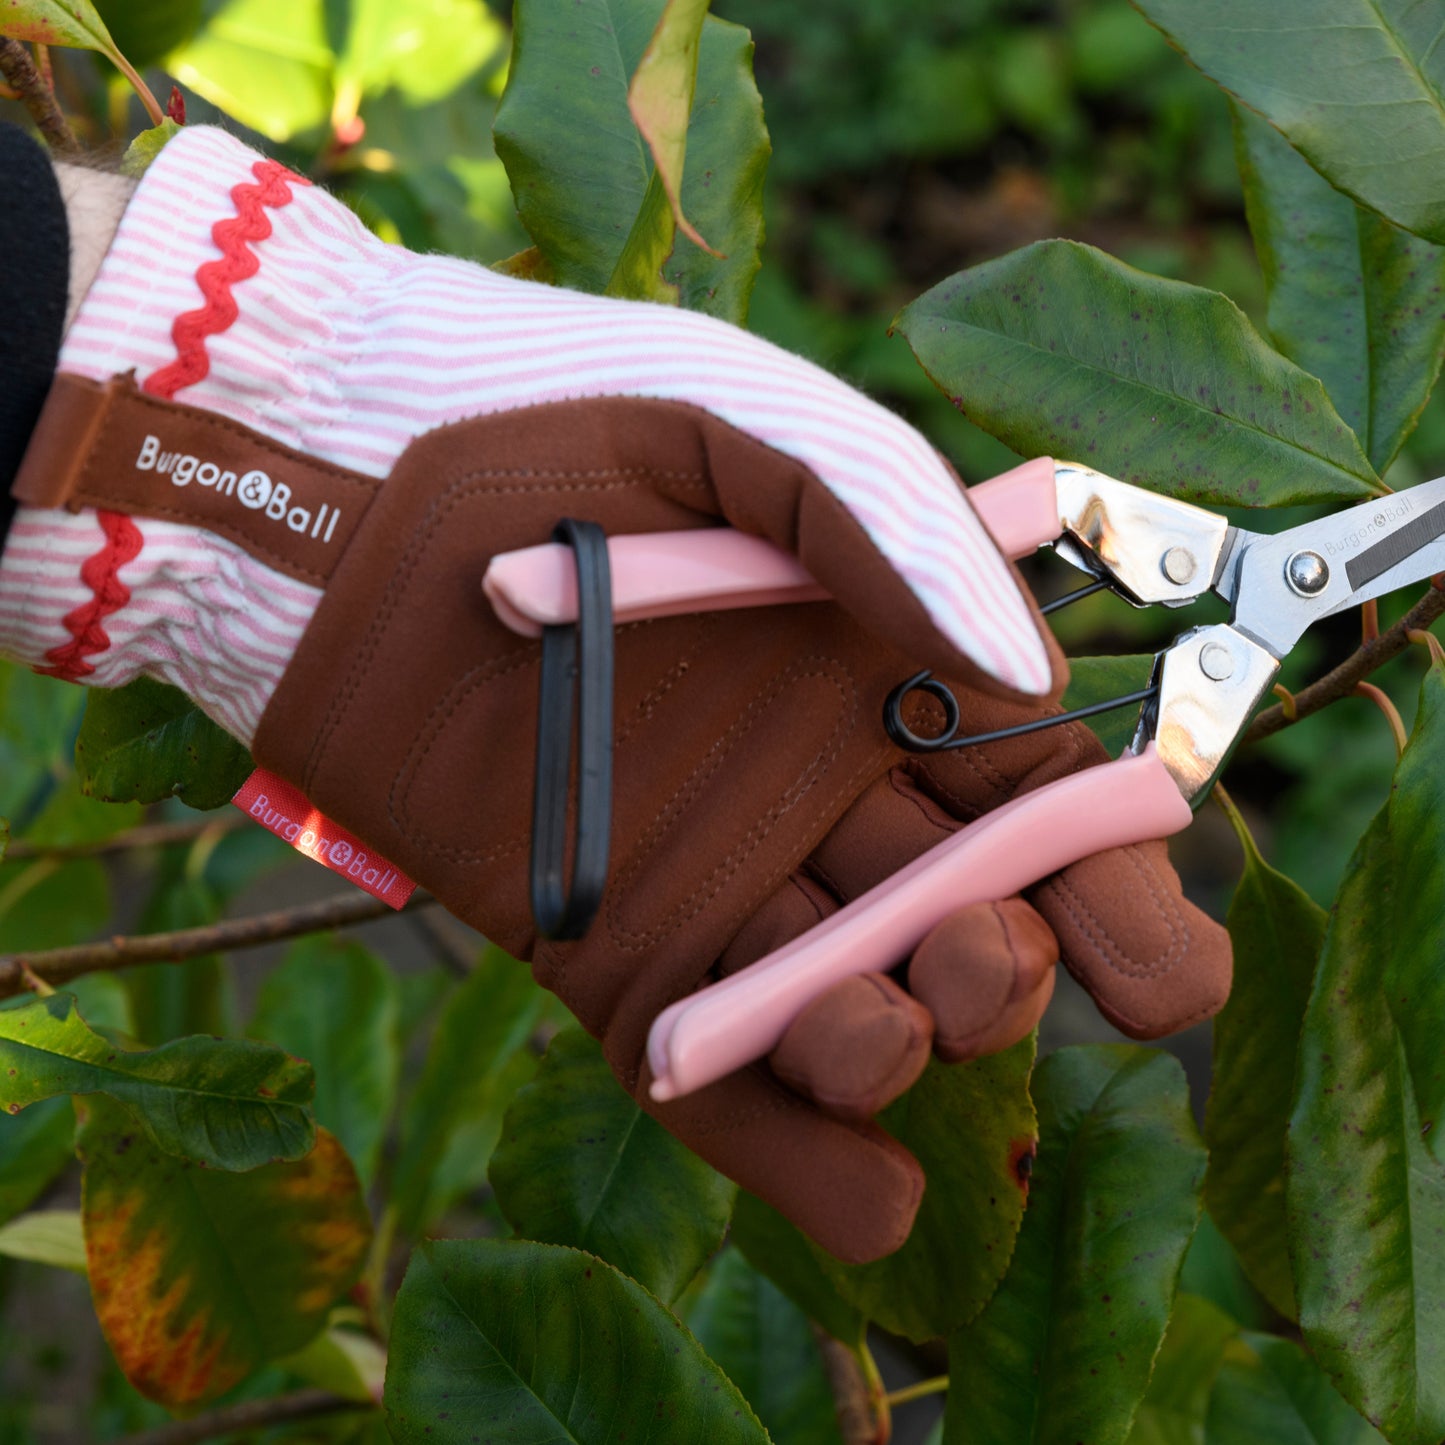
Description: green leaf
120,119,182,178
0,1097,74,1228
278,1324,387,1404
943,1046,1206,1445
0,992,314,1170
605,166,682,305
1233,104,1445,475
126,871,231,1045
1286,662,1445,1442
384,1238,769,1444
335,0,507,107
495,0,768,323
75,678,252,811
1124,1294,1238,1445
627,0,717,256
488,1026,735,1303
79,1097,370,1409
818,1035,1037,1344
0,858,109,953
93,0,201,67
1206,1332,1386,1445
729,1189,865,1347
168,0,334,142
685,1246,843,1445
1134,0,1445,246
0,1209,87,1274
0,660,85,820
0,0,118,51
1205,801,1326,1321
895,240,1384,507
250,936,399,1189
389,946,549,1238
1062,654,1156,756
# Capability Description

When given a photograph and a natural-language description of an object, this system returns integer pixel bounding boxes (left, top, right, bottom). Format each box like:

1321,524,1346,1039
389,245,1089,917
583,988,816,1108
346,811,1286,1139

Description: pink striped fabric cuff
0,123,1050,732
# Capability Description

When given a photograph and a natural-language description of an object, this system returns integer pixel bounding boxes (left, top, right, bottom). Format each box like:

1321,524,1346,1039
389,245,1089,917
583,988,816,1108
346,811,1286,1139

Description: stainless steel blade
1219,475,1445,658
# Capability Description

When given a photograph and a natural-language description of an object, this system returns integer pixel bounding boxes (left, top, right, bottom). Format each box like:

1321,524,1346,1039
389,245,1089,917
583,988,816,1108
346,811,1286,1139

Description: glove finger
716,874,934,1121
910,709,1232,1037
1030,840,1231,1038
640,1059,924,1264
908,899,1058,1062
768,973,934,1122
700,420,1063,701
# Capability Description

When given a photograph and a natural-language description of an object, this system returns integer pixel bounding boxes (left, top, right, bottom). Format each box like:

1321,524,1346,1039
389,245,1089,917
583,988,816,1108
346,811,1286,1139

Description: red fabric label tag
232,768,416,910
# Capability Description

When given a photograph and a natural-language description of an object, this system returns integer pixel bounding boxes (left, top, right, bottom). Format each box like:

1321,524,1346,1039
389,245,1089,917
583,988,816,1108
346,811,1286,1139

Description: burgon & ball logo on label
135,434,342,542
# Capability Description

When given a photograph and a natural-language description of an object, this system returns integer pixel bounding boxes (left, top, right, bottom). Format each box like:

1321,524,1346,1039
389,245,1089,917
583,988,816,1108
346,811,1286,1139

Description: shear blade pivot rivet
1199,642,1235,681
1285,550,1329,597
1161,546,1196,585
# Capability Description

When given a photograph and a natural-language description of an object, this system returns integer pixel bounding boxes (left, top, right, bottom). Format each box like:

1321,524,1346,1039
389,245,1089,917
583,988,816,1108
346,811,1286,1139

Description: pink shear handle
482,457,1059,633
647,745,1190,1102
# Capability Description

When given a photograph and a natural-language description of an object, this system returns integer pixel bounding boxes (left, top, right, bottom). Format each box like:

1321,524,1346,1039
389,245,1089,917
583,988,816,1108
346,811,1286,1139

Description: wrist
52,162,135,332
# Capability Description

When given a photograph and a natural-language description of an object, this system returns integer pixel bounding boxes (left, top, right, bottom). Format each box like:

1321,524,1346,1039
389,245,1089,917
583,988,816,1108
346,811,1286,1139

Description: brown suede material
909,900,1059,1062
768,973,934,1121
13,373,381,584
220,390,1226,1263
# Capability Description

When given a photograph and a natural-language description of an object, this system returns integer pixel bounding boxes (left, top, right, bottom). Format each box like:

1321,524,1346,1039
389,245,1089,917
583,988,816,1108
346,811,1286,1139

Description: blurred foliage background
2,0,1442,1440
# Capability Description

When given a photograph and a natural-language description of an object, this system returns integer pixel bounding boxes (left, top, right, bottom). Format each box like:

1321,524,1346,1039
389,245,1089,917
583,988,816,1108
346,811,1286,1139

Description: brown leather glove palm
249,395,1229,1263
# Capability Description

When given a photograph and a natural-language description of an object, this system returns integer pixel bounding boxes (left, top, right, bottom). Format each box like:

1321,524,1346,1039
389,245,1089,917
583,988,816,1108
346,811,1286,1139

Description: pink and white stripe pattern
0,124,1049,739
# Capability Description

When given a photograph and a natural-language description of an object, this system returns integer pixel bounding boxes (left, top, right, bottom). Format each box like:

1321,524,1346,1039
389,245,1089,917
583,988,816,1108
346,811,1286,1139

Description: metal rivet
1285,550,1329,597
1199,641,1235,681
1161,546,1197,585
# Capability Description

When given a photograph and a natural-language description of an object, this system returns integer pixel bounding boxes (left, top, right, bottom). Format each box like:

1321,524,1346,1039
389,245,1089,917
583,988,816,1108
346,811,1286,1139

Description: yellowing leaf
80,1098,370,1409
627,0,719,257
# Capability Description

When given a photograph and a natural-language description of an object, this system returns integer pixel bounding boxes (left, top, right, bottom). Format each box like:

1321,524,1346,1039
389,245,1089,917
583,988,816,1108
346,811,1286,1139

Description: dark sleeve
0,122,69,546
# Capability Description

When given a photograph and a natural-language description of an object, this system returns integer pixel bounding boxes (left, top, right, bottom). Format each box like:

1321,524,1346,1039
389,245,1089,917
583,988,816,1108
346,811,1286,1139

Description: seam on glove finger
1043,845,1187,982
914,718,1088,817
605,657,856,950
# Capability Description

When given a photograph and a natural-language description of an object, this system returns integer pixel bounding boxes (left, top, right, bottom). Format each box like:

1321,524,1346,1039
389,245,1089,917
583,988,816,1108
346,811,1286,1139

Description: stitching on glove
613,618,715,746
388,647,541,863
304,467,709,792
1045,845,1186,983
605,657,856,950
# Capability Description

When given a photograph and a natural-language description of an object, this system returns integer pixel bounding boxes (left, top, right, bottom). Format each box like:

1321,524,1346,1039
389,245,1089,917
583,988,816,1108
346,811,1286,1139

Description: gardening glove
0,125,1232,1264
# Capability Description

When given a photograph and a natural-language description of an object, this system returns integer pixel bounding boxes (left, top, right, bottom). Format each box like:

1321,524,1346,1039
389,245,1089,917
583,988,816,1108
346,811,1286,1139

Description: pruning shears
482,457,1445,1102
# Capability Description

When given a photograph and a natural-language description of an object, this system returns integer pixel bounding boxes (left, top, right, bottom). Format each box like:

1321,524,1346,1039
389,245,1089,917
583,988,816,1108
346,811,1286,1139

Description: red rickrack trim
35,510,144,680
39,159,310,682
144,160,311,402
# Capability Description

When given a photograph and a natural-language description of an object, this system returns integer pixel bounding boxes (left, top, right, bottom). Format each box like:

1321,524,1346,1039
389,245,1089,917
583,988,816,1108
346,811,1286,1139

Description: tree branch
4,815,244,863
115,1389,368,1445
0,889,433,997
0,39,77,152
814,1329,889,1445
1242,584,1445,746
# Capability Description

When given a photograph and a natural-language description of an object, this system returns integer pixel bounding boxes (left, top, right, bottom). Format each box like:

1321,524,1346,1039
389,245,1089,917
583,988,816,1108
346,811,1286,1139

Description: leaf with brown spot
815,1034,1037,1344
1287,657,1445,1442
943,1046,1206,1443
79,1096,370,1409
0,0,117,51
